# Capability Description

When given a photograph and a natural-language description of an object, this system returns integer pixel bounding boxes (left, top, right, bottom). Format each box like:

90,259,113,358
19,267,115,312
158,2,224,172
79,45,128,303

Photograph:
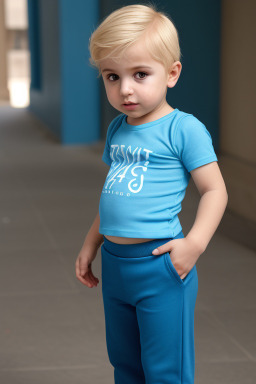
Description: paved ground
0,105,255,383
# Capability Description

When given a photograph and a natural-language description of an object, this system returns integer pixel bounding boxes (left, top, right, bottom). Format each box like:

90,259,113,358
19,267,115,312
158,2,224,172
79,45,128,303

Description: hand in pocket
152,237,202,280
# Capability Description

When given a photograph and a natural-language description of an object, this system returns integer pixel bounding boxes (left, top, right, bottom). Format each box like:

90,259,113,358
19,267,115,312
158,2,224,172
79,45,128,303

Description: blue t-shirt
99,108,218,238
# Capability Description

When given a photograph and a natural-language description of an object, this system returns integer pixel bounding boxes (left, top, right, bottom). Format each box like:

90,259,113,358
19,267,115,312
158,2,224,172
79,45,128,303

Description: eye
106,73,119,81
135,72,148,79
106,71,148,82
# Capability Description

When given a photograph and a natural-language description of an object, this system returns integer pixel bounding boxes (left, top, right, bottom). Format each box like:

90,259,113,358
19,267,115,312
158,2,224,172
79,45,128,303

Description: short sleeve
102,114,124,166
173,115,218,172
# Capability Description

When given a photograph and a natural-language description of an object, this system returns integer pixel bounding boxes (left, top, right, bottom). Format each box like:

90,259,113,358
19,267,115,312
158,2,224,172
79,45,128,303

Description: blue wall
28,0,61,139
58,0,100,144
28,0,100,144
165,0,221,150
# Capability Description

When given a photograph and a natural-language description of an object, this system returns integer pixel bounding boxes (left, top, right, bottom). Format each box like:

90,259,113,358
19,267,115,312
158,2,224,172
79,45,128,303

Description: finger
152,239,177,255
88,264,99,285
76,260,94,287
84,270,95,286
75,267,94,287
86,264,96,285
77,275,94,288
87,264,99,282
88,269,98,284
180,272,187,280
152,244,171,255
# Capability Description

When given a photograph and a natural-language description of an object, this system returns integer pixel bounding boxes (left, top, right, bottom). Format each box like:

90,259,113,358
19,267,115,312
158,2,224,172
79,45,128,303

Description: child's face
100,39,179,124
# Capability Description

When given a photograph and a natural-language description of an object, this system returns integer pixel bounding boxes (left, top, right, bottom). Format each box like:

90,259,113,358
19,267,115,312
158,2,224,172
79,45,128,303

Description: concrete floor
0,105,255,383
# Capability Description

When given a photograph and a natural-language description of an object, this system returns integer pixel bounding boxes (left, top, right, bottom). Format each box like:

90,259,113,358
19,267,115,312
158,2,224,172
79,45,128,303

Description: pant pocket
163,252,194,286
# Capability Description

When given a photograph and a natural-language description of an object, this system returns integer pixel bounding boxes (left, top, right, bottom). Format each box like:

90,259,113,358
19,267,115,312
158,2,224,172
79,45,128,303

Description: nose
119,78,134,97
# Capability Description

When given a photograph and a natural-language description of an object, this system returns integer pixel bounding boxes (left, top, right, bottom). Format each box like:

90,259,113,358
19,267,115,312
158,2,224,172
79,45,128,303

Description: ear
167,61,182,88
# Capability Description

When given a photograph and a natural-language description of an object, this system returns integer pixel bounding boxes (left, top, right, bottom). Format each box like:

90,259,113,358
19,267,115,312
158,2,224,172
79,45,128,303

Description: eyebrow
102,65,152,73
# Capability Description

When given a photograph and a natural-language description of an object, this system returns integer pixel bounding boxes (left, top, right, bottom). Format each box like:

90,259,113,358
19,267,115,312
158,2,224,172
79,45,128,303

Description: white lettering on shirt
103,144,153,194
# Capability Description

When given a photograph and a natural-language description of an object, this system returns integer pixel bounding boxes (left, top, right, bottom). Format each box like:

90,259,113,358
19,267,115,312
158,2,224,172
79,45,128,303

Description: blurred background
0,0,255,383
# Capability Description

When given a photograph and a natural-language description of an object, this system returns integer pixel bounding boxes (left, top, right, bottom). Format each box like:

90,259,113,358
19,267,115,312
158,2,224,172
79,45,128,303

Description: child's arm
81,210,104,250
186,161,228,252
152,161,228,279
75,210,103,288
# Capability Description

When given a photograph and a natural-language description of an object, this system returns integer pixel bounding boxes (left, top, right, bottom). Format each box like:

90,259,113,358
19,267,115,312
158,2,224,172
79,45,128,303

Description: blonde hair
88,3,181,78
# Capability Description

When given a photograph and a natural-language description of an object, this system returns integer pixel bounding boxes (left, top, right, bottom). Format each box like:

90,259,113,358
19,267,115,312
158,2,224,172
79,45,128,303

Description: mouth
123,103,139,110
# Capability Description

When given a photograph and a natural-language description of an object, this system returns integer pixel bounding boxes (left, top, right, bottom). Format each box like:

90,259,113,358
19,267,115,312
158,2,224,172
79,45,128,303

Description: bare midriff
104,235,156,244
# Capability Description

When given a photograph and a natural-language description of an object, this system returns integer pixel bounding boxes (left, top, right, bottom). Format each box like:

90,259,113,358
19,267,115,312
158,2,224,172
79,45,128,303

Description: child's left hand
152,237,203,280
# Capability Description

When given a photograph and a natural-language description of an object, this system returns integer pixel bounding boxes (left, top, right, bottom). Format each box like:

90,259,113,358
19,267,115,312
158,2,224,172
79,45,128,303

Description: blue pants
100,231,198,384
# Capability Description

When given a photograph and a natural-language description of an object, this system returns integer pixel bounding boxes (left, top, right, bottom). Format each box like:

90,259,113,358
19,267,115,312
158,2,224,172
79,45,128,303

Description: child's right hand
75,244,100,288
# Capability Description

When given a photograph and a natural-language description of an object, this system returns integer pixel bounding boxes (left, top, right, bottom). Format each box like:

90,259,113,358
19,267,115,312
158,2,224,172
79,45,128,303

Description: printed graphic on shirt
103,144,153,196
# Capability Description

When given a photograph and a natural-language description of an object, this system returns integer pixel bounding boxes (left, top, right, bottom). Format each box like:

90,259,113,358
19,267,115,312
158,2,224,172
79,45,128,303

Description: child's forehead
100,46,160,71
101,39,153,63
101,58,152,69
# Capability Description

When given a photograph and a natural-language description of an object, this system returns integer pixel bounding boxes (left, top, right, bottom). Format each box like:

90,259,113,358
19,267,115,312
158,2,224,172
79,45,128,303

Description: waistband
102,230,184,258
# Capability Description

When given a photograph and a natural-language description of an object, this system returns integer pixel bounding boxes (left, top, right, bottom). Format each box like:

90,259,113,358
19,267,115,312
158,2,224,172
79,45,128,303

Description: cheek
105,86,118,101
141,78,166,100
105,88,120,109
141,86,163,102
104,88,115,103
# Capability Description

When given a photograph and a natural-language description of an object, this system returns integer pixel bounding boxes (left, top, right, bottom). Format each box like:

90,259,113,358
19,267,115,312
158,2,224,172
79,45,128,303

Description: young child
75,4,228,384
